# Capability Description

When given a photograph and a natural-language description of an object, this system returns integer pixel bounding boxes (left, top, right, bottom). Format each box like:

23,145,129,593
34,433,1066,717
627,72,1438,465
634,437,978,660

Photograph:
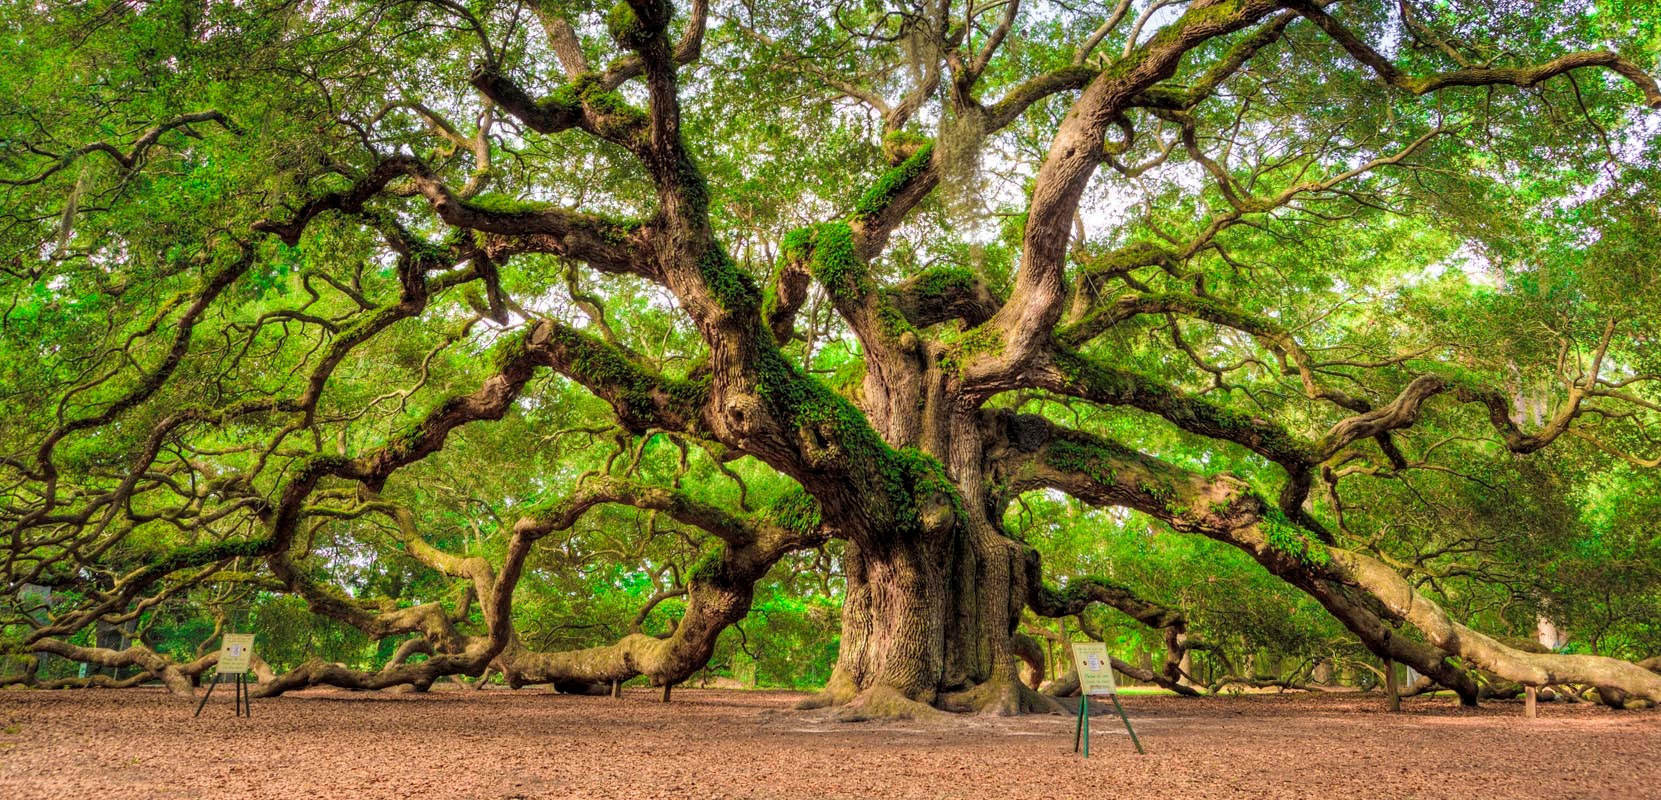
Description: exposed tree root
796,671,1066,720
794,670,859,710
939,679,1066,716
1208,675,1319,693
829,685,943,722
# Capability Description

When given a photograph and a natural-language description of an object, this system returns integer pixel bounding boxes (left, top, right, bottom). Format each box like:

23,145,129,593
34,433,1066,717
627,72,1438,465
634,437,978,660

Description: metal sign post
194,633,256,719
1070,642,1144,756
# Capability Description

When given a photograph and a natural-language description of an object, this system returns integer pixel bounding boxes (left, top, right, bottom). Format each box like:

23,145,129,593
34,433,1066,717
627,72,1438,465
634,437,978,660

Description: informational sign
1071,642,1118,696
218,633,255,675
1069,641,1143,756
194,632,257,719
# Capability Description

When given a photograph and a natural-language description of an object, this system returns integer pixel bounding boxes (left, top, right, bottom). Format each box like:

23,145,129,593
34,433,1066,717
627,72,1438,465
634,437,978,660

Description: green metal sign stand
1074,695,1090,757
1073,694,1144,756
1110,693,1143,754
1070,642,1146,756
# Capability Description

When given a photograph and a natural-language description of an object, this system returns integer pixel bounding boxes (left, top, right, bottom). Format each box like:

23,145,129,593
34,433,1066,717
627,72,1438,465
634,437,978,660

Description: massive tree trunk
797,356,1050,716
813,532,1050,715
821,521,1043,716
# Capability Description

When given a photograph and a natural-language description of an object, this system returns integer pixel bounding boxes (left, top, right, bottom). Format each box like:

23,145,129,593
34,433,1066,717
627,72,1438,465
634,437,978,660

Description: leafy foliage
2,0,1660,700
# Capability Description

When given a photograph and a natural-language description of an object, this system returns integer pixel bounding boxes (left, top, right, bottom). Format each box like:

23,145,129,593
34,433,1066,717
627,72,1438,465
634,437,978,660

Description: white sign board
218,633,255,675
1071,642,1118,696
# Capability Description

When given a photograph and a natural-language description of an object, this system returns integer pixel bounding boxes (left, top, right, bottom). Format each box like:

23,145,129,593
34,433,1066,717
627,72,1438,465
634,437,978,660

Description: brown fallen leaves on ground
0,686,1656,799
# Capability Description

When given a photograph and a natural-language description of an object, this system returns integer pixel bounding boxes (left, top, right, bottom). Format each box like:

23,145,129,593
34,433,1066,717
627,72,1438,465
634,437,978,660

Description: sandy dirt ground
0,685,1656,799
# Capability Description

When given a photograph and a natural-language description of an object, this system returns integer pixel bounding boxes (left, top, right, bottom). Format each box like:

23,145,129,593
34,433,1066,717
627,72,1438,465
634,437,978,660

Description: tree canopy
3,0,1661,713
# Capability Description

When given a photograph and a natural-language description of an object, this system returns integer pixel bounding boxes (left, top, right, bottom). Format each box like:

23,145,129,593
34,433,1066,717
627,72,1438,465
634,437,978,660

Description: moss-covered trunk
815,521,1043,715
806,389,1053,716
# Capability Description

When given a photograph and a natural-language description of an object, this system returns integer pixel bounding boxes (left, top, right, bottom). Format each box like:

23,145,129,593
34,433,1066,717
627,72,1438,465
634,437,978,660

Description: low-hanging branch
987,410,1661,704
1027,575,1205,696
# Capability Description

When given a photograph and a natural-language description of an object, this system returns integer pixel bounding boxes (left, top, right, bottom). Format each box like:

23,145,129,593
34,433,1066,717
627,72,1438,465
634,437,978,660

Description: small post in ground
1525,686,1538,718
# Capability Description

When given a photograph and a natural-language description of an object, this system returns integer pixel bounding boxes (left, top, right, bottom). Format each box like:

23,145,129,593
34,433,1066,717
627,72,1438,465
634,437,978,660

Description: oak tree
5,0,1661,714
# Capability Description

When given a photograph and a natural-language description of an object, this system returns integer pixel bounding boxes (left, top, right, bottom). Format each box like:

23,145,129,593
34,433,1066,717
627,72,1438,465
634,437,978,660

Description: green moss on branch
911,266,977,300
542,72,648,140
698,245,762,314
1260,507,1331,567
547,324,709,431
459,193,553,216
1042,438,1124,489
767,488,822,537
606,1,653,48
782,222,866,305
938,324,1004,372
854,141,934,220
752,344,962,535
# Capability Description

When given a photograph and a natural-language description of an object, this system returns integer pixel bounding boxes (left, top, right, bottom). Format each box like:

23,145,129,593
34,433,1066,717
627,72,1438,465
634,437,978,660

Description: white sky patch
1417,241,1498,287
